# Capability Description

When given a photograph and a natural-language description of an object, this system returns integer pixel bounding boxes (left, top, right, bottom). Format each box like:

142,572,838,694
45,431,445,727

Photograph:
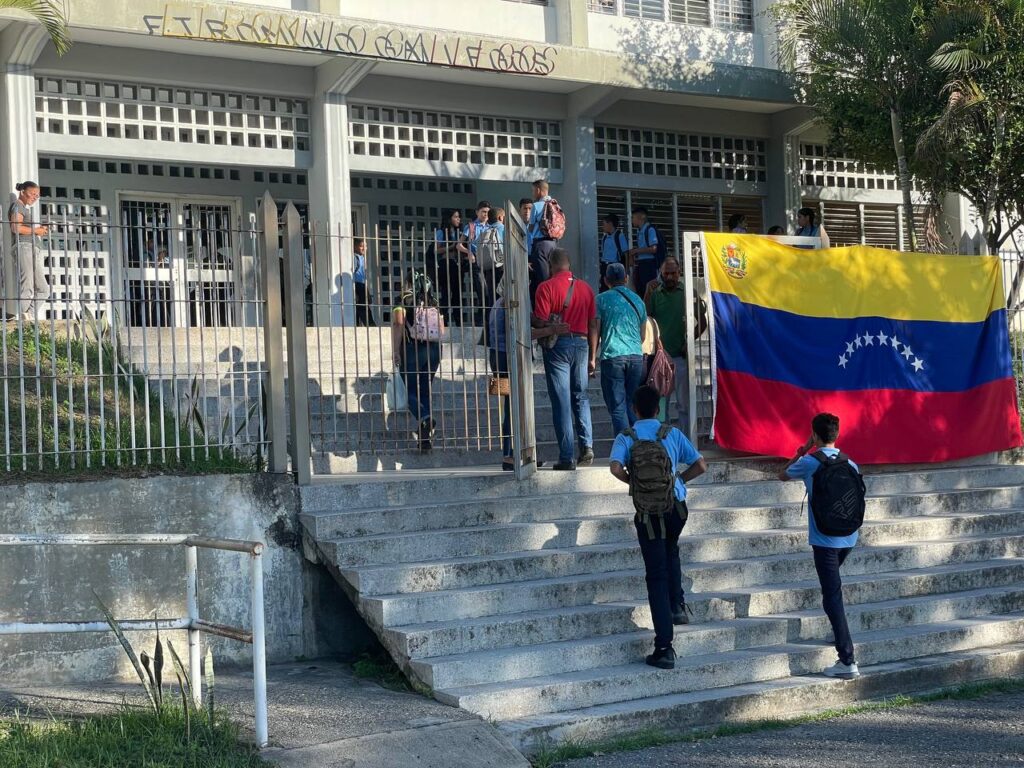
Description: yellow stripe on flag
703,234,1004,323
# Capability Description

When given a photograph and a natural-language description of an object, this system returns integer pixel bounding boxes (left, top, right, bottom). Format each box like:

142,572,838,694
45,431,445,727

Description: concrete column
553,0,589,47
307,60,374,326
767,109,814,232
565,86,620,287
0,24,48,318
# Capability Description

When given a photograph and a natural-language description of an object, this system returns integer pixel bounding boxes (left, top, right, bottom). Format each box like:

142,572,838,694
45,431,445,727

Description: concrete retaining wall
0,472,367,685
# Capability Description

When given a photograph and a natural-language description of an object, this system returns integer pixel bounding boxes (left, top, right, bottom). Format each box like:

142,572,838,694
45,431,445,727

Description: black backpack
625,424,687,538
810,451,866,537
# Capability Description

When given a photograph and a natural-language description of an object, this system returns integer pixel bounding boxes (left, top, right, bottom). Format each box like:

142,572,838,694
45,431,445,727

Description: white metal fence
0,533,269,748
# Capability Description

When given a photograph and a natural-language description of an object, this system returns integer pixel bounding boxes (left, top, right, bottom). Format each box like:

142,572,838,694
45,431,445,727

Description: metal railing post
684,233,699,445
283,202,312,485
250,548,268,748
260,192,288,473
185,544,202,708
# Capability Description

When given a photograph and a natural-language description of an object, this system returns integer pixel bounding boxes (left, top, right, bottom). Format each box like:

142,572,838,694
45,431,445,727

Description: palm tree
917,0,1024,254
0,0,71,55
775,0,935,251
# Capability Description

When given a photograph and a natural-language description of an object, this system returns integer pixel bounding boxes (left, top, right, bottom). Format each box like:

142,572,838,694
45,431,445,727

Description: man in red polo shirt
532,248,596,470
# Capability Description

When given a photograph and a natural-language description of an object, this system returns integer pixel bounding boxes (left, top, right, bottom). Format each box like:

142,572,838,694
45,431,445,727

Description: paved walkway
0,661,528,768
555,690,1024,768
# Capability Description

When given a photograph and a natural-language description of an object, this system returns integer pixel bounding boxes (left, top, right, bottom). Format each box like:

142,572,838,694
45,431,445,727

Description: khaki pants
14,242,49,318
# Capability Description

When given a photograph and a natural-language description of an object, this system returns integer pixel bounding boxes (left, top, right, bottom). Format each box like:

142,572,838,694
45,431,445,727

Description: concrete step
416,585,1024,690
437,613,1024,719
299,463,1024,511
358,533,1024,627
776,584,1024,640
328,508,1024,571
413,618,791,690
302,483,1024,543
382,559,1024,661
498,641,1024,754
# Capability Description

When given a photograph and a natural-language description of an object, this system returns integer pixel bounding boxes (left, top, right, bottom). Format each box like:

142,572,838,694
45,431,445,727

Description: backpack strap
812,449,847,465
622,427,638,441
656,423,674,440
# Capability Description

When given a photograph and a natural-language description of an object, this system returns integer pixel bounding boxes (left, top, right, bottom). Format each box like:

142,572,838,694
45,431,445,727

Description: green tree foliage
917,0,1024,253
0,0,71,54
774,0,944,251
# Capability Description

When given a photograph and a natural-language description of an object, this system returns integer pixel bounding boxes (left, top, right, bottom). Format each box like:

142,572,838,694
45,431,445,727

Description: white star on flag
839,354,849,368
846,342,856,355
854,336,863,349
877,331,889,346
890,335,901,350
902,346,914,360
863,333,874,346
912,358,925,372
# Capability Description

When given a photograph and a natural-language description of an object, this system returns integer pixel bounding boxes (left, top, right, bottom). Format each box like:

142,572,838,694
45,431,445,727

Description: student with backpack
779,412,866,680
610,385,708,670
626,206,666,297
391,269,446,451
599,213,629,293
527,179,566,307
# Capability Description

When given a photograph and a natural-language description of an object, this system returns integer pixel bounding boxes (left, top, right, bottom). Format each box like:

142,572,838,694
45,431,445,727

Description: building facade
0,0,978,327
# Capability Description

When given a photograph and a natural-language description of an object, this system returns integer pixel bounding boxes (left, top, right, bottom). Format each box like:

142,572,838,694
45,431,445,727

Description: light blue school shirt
786,447,861,548
601,230,628,264
636,222,658,261
610,419,702,502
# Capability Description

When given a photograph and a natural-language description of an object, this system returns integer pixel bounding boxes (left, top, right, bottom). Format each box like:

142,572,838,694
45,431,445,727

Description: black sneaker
418,418,434,452
672,599,694,626
552,461,576,471
645,646,676,669
577,447,595,466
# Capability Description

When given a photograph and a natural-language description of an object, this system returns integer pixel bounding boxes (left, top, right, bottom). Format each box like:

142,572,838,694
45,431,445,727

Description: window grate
348,103,563,172
35,75,311,154
595,124,767,183
589,0,752,32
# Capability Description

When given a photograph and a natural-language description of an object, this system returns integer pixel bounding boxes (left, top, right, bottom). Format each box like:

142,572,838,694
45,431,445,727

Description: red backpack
540,198,566,240
646,348,675,397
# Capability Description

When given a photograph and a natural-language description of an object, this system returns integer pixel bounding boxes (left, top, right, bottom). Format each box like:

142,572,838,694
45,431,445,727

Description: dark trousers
599,261,615,293
489,349,512,458
635,503,686,649
354,282,374,327
632,259,659,296
435,259,462,325
812,545,855,665
528,238,556,308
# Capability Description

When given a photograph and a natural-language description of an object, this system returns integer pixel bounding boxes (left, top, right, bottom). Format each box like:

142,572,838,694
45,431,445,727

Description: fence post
250,548,268,748
185,544,202,708
259,192,288,474
283,203,312,485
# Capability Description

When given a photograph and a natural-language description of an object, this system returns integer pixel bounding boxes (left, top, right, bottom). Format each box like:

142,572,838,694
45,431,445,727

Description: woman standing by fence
7,181,50,322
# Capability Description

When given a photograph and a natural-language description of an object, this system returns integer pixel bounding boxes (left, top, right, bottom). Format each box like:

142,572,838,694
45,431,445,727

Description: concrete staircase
300,460,1024,754
120,326,714,470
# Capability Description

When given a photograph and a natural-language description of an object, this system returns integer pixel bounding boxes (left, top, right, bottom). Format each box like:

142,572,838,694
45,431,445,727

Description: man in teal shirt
590,263,647,435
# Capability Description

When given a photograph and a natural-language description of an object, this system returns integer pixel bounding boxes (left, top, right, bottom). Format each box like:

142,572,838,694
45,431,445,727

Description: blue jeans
636,503,686,649
600,355,645,436
813,545,855,665
542,336,593,463
489,349,512,459
402,341,441,422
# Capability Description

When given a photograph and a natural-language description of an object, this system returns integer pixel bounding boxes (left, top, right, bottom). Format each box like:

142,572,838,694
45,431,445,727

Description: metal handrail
0,534,269,748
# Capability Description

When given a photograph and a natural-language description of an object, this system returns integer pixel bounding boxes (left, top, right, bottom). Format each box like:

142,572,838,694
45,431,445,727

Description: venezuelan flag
703,233,1022,463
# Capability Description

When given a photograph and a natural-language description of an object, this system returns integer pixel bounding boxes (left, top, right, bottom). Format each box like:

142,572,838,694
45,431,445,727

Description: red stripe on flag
714,371,1023,464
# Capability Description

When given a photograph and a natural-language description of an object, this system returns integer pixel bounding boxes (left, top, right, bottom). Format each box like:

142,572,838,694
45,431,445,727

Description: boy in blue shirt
610,385,708,669
780,412,861,680
626,206,661,297
599,213,629,293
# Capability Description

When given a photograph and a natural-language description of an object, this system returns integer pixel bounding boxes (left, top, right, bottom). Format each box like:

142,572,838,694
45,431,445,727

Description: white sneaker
823,660,860,679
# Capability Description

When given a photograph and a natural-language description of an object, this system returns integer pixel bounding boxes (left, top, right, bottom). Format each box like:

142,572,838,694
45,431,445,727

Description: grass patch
352,652,413,693
530,677,1024,767
0,704,268,768
1,324,258,478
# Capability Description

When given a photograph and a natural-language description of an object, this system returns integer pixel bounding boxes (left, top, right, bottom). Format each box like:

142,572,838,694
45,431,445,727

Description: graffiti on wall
143,4,559,76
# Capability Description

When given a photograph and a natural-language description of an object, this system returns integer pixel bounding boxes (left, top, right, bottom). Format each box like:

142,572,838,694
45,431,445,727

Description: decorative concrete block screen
34,76,311,152
348,103,563,171
595,125,766,182
800,143,901,192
